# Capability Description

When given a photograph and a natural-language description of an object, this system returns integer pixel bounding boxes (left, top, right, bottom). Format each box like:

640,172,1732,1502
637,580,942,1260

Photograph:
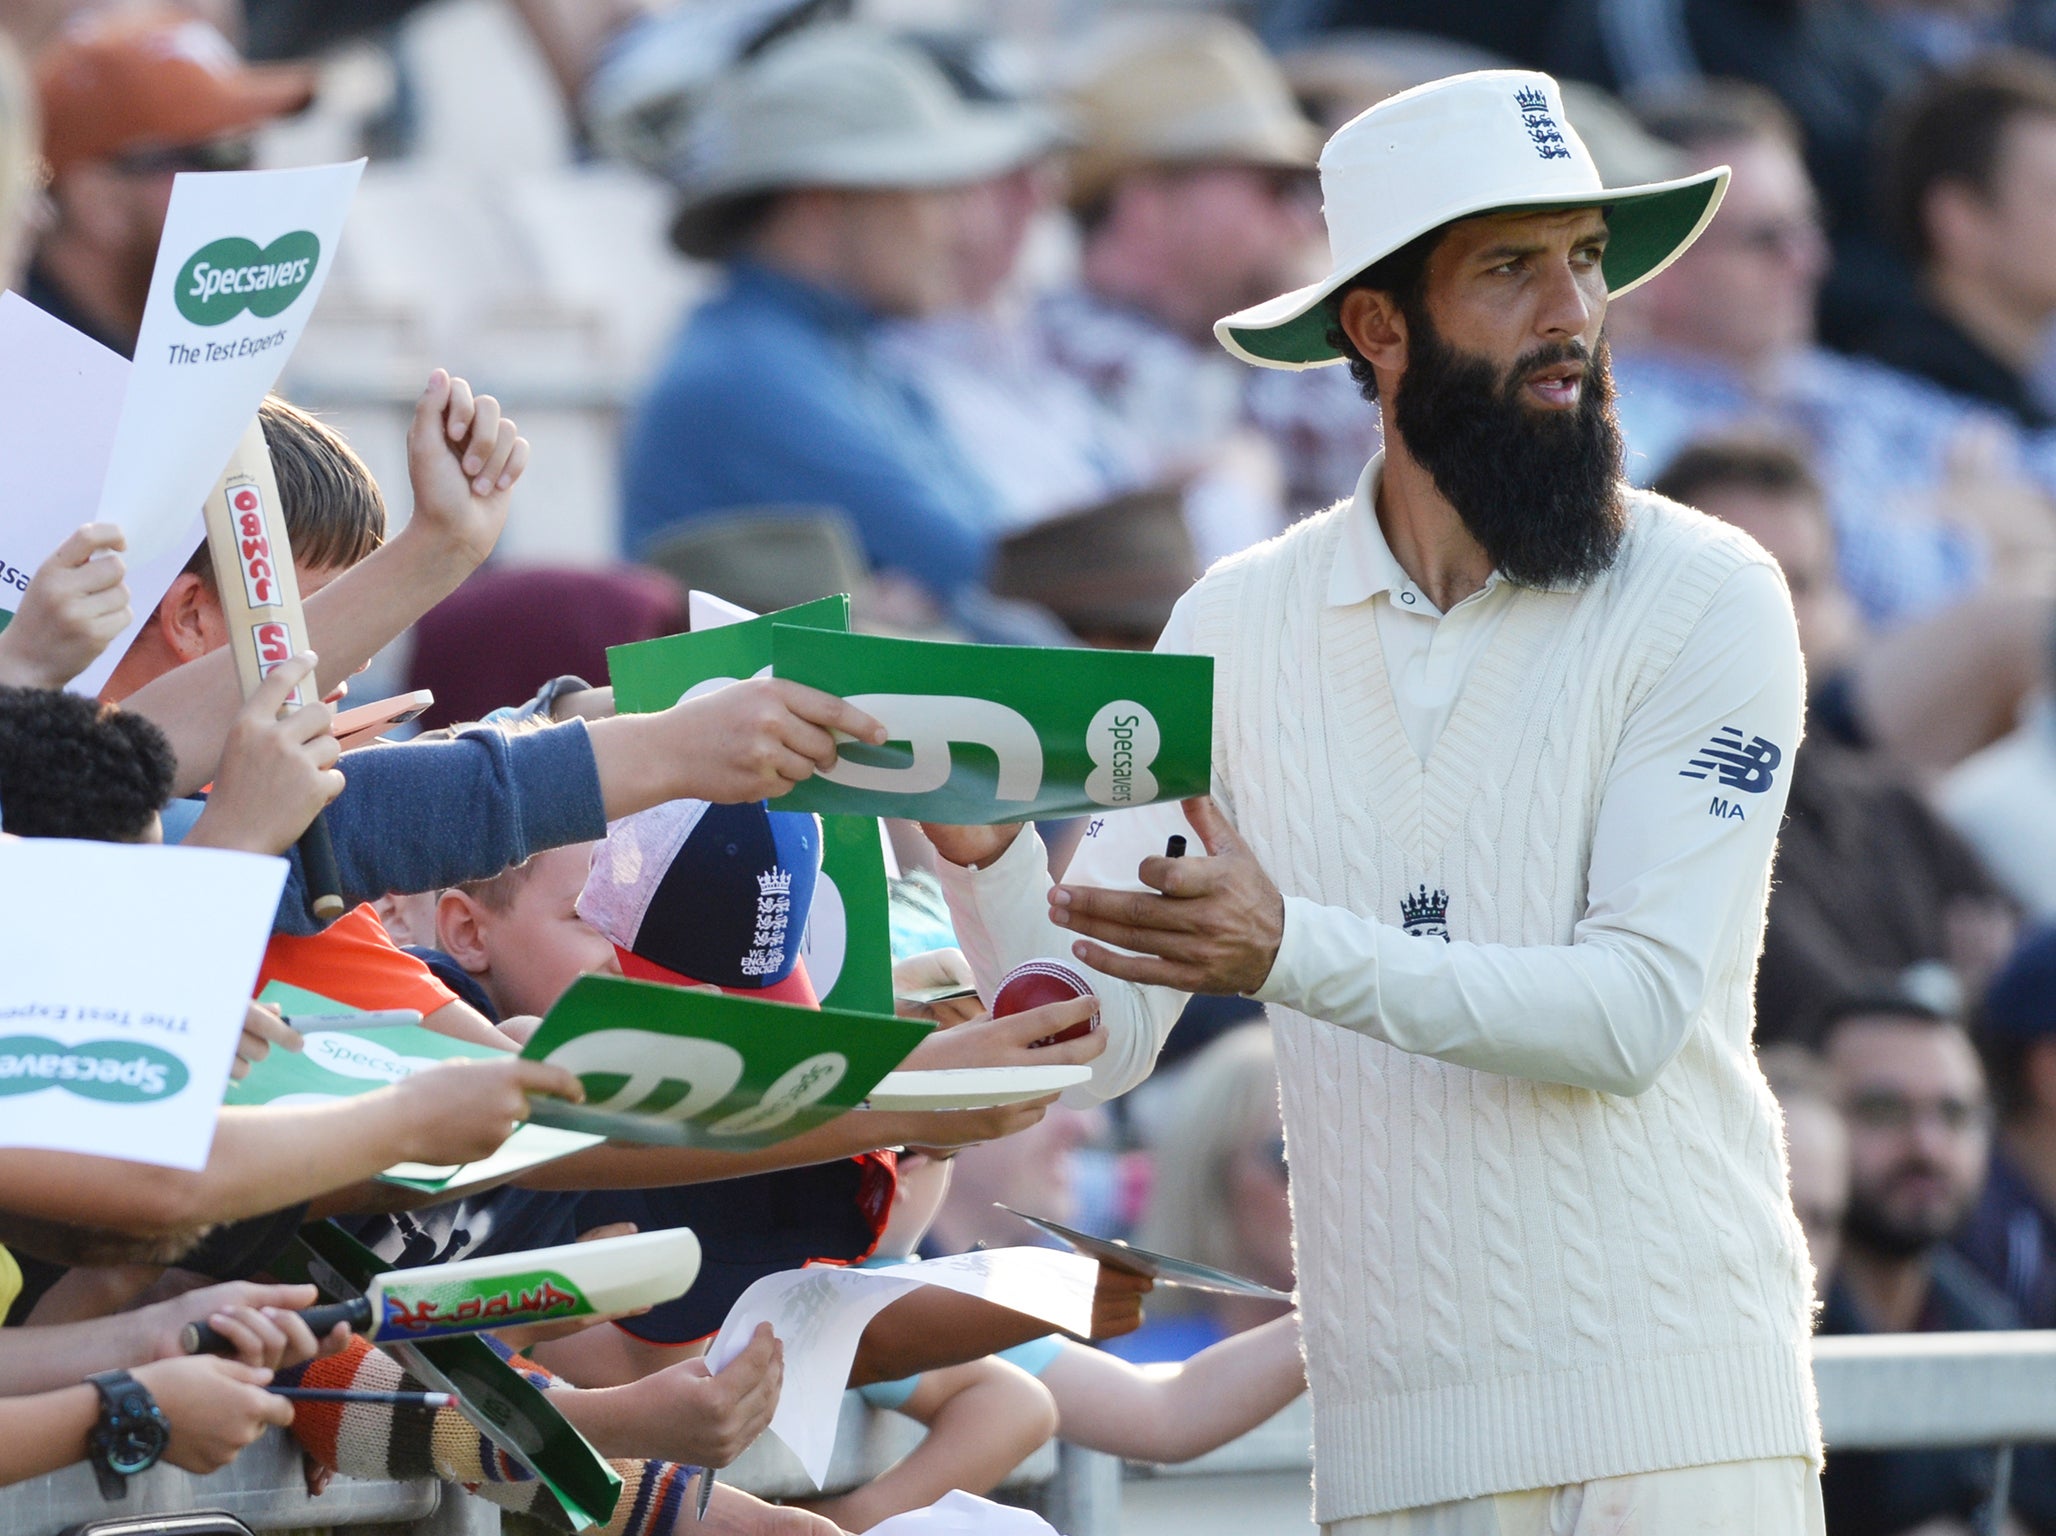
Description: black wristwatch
85,1369,168,1500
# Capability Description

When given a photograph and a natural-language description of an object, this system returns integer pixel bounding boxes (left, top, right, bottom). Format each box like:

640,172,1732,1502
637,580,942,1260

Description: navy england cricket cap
578,799,823,1004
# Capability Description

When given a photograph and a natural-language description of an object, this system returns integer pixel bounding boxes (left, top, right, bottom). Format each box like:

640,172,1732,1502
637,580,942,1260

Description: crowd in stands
4,0,2056,1533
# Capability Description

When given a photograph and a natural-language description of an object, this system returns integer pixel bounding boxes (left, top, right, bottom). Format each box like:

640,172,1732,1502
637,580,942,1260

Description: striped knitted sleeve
281,1338,698,1536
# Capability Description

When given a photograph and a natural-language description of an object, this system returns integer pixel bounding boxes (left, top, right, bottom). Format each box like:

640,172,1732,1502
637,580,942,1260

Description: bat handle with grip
181,1297,372,1356
297,814,346,922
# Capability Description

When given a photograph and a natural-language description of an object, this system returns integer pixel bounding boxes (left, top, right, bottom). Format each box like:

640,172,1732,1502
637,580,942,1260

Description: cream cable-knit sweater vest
1186,490,1820,1523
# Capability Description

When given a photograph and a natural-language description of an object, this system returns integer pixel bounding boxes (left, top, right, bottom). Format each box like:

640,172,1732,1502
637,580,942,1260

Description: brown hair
182,395,386,584
1652,433,1824,513
452,856,544,914
1881,51,2056,265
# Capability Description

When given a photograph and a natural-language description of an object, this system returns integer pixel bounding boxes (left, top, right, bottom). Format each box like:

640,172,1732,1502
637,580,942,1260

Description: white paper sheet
706,1247,1100,1486
74,160,365,695
870,1491,1060,1535
0,839,286,1168
0,294,129,628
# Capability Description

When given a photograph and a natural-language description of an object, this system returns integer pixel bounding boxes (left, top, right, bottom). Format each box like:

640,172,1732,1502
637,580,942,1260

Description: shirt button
1400,591,1416,605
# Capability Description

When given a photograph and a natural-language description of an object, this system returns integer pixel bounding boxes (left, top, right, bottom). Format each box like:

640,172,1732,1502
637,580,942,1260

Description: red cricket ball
993,960,1099,1047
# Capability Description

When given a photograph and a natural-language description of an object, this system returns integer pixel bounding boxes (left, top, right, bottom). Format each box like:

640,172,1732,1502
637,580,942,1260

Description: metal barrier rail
0,1386,1054,1534
1045,1332,2056,1536
4,1333,2050,1535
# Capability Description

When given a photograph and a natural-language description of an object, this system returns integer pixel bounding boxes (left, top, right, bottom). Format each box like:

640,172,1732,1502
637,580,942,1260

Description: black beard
1841,1176,1968,1262
1390,305,1628,589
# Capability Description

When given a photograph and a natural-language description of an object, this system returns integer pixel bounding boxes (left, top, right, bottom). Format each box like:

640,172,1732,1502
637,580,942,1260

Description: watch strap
85,1369,157,1501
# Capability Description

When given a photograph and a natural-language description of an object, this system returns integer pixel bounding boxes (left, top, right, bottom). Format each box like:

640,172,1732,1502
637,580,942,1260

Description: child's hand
404,369,528,570
632,1323,783,1468
391,1056,583,1166
893,1095,1059,1153
138,1282,350,1370
0,523,131,688
230,1002,304,1082
184,653,344,856
893,947,985,1026
131,1356,293,1473
902,997,1103,1073
1089,1265,1153,1340
663,677,888,803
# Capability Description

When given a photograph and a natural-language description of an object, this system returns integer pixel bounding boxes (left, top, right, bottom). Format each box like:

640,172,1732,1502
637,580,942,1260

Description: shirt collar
1328,450,1600,609
1328,453,1507,614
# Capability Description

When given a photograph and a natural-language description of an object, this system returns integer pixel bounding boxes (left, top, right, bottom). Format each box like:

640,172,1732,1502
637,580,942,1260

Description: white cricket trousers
1324,1457,1825,1536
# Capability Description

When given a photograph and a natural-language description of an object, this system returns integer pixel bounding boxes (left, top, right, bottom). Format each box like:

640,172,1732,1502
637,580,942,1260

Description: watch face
105,1395,168,1475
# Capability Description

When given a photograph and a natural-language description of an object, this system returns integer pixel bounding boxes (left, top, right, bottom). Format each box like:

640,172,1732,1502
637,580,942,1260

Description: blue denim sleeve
269,719,608,935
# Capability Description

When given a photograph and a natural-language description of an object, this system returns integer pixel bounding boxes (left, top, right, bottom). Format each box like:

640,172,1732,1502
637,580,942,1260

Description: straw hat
1063,16,1320,209
1215,69,1727,370
669,22,1058,257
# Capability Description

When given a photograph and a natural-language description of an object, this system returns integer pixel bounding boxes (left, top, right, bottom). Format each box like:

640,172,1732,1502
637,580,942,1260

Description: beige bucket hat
1062,15,1321,209
669,22,1061,257
1215,69,1728,370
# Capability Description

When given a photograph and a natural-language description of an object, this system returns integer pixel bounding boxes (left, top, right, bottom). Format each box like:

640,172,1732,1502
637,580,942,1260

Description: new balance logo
1679,726,1782,793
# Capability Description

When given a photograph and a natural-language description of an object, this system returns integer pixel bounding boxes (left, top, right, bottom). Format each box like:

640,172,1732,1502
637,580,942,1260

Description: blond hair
1136,1022,1281,1312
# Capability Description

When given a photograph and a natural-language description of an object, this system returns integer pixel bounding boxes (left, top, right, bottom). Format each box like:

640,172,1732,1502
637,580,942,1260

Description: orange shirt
257,904,458,1015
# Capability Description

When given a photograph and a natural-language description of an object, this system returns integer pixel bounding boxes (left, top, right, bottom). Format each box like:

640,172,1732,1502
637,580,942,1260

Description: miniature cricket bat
183,1227,704,1353
201,416,344,920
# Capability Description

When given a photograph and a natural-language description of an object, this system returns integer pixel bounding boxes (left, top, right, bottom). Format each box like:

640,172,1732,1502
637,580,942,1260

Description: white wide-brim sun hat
1215,69,1729,370
669,22,1062,256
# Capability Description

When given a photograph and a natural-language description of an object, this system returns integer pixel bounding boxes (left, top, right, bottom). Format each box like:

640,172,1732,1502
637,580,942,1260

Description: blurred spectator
1959,929,2056,1327
1862,54,2056,428
0,34,38,290
925,1102,1104,1258
879,154,1160,537
1657,436,2018,1043
1618,82,2056,627
1939,618,2056,920
1035,16,1374,559
582,0,842,171
1653,435,1862,680
25,8,313,356
1546,0,2056,268
402,565,683,732
1280,3,1562,71
875,39,1163,539
618,23,1055,634
1114,1024,1291,1363
1816,996,2056,1535
1760,1044,1851,1308
244,0,648,119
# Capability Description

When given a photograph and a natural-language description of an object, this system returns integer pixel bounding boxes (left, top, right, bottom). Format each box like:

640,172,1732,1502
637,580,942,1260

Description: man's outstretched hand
1051,796,1285,996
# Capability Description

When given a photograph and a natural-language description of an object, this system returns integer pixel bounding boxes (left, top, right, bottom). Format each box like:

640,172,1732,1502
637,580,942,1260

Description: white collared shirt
937,453,1804,1100
1324,457,1525,760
